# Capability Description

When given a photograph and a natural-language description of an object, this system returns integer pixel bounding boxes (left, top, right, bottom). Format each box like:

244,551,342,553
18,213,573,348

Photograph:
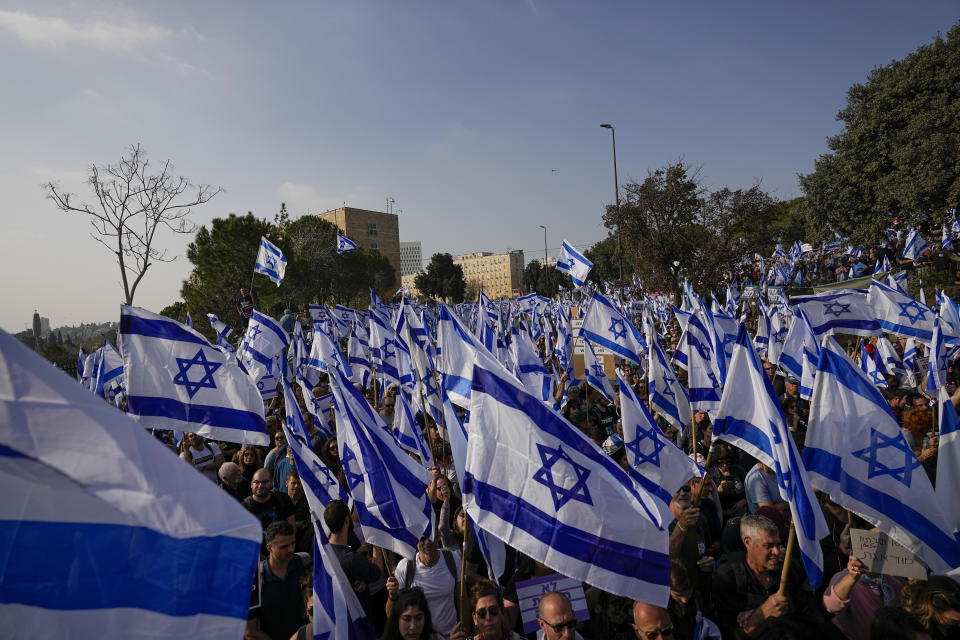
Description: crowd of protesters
144,287,960,640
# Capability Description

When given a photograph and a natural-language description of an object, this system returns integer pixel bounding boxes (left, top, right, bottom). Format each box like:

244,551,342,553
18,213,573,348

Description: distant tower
32,310,42,346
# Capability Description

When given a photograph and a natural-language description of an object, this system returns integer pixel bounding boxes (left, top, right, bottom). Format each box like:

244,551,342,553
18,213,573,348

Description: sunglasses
540,618,577,632
677,485,691,493
475,605,500,620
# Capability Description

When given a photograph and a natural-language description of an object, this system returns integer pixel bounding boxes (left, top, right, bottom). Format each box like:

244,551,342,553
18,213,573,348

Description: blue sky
1,1,956,331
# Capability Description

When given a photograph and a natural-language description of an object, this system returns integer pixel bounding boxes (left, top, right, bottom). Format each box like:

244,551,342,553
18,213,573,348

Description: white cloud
0,10,173,54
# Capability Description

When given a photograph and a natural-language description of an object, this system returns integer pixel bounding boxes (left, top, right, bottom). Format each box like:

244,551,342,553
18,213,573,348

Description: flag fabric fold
556,240,593,288
254,236,286,285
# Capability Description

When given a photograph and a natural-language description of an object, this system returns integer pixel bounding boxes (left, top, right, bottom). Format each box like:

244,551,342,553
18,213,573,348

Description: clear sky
1,1,956,332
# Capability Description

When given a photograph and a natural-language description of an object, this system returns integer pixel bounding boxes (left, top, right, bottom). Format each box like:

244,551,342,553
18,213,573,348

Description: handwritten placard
515,573,590,634
850,528,928,580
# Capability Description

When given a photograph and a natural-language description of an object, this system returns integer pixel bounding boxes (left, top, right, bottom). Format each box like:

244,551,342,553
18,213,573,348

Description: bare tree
45,144,223,305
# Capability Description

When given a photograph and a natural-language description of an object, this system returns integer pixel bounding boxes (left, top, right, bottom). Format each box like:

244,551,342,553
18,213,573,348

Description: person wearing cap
279,308,297,335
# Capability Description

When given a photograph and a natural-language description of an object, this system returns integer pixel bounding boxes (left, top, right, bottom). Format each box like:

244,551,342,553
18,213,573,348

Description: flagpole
692,445,715,507
777,523,798,597
459,516,471,632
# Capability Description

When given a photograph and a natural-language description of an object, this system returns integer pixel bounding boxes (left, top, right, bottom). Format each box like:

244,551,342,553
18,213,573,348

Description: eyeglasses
677,485,691,493
539,618,577,632
638,626,673,639
252,480,270,485
475,605,500,620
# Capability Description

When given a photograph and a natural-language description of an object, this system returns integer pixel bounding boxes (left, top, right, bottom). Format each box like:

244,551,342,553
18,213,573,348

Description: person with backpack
387,531,461,640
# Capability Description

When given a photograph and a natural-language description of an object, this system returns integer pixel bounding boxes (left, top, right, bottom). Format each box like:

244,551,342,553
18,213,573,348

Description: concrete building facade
315,207,401,290
454,250,524,299
399,241,423,276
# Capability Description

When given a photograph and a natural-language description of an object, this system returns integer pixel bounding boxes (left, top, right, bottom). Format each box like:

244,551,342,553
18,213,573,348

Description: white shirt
180,442,221,483
394,550,461,639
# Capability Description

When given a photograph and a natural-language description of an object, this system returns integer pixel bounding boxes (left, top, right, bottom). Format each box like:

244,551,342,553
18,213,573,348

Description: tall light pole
539,225,548,266
600,124,623,280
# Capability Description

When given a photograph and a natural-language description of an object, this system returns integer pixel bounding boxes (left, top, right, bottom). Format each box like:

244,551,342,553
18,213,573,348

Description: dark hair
265,520,295,543
382,588,434,640
286,468,300,482
868,606,927,640
670,559,692,593
470,579,503,611
324,499,350,534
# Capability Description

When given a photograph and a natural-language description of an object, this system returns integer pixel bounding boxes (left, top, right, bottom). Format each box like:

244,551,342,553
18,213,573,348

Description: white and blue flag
804,338,960,574
393,390,434,469
310,534,378,640
713,325,829,587
327,365,433,558
437,303,513,408
648,331,692,431
556,239,593,288
464,361,671,604
238,310,290,384
121,306,269,445
92,338,125,401
0,328,262,638
207,313,233,343
789,289,880,338
867,279,935,343
903,228,930,262
583,341,615,404
860,344,888,389
618,372,703,526
254,236,286,286
936,388,960,535
580,291,646,366
336,231,358,254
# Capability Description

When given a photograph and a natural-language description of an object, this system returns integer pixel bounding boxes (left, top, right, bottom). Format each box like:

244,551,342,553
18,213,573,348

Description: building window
367,222,378,235
370,242,378,250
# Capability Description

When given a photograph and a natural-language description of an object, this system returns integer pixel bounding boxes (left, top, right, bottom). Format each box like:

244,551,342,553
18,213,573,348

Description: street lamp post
600,124,623,280
539,225,548,267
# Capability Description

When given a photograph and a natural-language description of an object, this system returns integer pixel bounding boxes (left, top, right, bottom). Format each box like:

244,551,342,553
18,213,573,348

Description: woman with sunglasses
466,580,524,640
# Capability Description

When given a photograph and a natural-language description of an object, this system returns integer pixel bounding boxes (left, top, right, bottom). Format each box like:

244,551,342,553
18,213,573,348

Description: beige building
401,272,423,297
315,207,401,290
454,250,524,299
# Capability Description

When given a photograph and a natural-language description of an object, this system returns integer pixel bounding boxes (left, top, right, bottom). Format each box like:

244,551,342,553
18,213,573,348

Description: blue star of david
851,428,923,487
688,334,711,359
172,349,221,398
381,342,395,360
532,443,593,510
247,324,263,341
591,363,606,379
265,255,276,270
822,302,851,318
656,380,676,401
340,445,364,489
721,333,737,353
869,368,887,386
626,422,667,467
706,372,720,390
773,329,787,345
897,300,929,325
422,375,438,397
608,318,627,341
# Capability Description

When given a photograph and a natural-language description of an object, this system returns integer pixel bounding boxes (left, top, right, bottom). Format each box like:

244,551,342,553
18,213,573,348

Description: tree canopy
799,21,960,246
181,211,395,334
521,259,568,297
415,253,466,303
605,161,783,293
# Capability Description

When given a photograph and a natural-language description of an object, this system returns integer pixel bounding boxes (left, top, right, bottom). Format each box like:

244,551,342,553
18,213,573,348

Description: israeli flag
936,387,960,534
0,328,262,637
790,289,880,338
860,344,888,389
207,313,233,343
874,255,891,275
777,308,820,399
713,325,829,587
237,310,290,384
437,303,514,408
926,317,949,392
942,224,955,251
464,361,671,604
649,330,692,430
556,240,593,288
92,338,125,401
508,325,553,404
254,235,286,286
579,291,646,366
336,231,358,254
121,306,269,445
583,341,615,404
804,338,960,573
392,390,434,468
327,364,433,558
297,375,334,438
310,534,378,640
76,347,87,383
347,322,372,389
903,228,930,262
867,279,935,343
618,372,703,525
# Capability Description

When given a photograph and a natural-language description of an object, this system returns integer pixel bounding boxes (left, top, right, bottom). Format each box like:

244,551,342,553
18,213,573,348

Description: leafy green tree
159,301,187,322
416,253,466,303
584,236,636,284
799,22,960,246
182,212,276,334
521,259,568,296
